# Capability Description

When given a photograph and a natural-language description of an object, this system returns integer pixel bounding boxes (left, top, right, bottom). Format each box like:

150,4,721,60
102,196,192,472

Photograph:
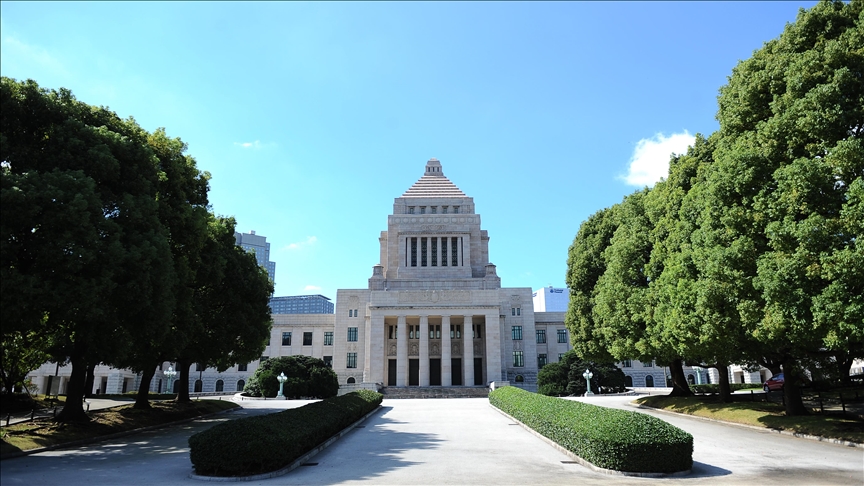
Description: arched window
645,375,654,387
687,374,695,385
215,380,224,392
194,379,203,392
237,379,246,391
514,375,524,383
624,375,633,387
347,377,356,384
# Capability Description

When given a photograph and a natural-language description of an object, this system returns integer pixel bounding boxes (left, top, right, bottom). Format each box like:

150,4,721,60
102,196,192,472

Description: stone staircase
381,386,490,399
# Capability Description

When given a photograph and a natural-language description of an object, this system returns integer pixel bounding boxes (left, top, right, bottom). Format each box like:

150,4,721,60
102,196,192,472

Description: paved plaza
1,396,861,485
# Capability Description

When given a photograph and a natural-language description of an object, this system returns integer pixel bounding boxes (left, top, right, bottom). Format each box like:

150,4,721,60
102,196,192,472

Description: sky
1,1,819,300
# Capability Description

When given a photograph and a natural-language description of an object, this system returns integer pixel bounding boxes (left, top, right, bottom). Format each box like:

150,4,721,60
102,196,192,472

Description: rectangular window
420,206,426,214
453,206,460,214
282,332,292,346
324,332,333,346
511,307,521,316
408,206,415,214
474,324,482,339
421,238,427,266
411,238,417,267
511,326,523,340
303,332,313,346
558,353,564,361
431,237,437,266
538,354,547,369
622,359,632,368
348,327,358,342
643,360,654,368
451,324,462,339
323,356,333,367
441,237,448,266
513,351,524,367
238,363,248,372
409,326,415,339
452,238,458,266
347,353,357,368
536,329,546,344
431,206,437,214
196,363,204,371
557,329,567,343
442,206,448,214
389,325,395,340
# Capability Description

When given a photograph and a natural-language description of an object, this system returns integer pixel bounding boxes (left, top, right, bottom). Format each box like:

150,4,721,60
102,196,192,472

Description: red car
763,373,784,392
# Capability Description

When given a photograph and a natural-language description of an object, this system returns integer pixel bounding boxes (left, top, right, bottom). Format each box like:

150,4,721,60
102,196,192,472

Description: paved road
1,396,861,485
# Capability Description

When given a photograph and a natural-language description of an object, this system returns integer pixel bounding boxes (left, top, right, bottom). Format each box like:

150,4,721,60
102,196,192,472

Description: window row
281,330,354,345
348,309,360,317
620,359,654,368
387,324,483,340
407,236,462,267
407,205,460,215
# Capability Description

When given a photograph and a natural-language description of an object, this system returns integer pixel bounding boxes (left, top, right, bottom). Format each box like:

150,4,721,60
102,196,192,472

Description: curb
630,401,864,449
189,405,383,482
489,404,691,478
1,404,242,461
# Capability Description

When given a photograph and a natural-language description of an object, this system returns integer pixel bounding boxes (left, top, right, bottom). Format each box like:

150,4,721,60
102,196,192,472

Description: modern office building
269,295,335,314
532,286,568,312
235,230,276,283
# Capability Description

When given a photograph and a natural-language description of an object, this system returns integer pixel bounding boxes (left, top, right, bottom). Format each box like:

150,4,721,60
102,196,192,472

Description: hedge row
489,386,692,474
189,390,382,477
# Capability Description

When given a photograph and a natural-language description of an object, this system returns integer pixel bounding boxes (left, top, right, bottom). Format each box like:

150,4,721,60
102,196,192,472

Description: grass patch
1,399,238,457
636,395,864,443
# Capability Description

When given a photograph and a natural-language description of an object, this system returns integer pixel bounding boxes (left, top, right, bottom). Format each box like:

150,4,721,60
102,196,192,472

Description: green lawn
635,395,864,443
1,399,238,457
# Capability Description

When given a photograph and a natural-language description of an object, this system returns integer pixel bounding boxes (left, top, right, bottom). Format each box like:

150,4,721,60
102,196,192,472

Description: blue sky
1,1,818,299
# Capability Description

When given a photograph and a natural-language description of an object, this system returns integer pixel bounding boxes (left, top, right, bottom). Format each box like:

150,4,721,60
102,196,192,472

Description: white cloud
622,131,695,187
283,236,318,251
304,285,322,291
233,140,262,149
0,32,70,78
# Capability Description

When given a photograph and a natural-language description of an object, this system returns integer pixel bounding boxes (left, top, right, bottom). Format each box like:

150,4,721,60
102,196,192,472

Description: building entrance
388,359,397,386
430,359,441,386
451,358,462,386
474,357,483,385
409,359,419,386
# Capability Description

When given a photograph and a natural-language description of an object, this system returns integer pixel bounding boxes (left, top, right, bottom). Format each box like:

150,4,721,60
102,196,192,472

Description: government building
267,158,571,393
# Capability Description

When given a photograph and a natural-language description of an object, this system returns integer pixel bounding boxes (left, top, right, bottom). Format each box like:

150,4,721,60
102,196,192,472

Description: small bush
490,386,692,474
690,383,761,394
189,390,382,477
244,355,338,398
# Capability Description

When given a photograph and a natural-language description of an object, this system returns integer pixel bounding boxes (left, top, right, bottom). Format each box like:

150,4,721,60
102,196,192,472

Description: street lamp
163,366,177,395
276,372,288,400
583,369,594,396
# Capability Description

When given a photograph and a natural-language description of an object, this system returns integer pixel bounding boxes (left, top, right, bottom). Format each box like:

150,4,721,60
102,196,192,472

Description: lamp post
276,372,288,400
163,366,177,396
583,369,594,396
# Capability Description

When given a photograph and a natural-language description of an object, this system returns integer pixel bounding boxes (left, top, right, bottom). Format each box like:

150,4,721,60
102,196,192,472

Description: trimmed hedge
189,390,382,477
489,386,692,474
690,383,761,394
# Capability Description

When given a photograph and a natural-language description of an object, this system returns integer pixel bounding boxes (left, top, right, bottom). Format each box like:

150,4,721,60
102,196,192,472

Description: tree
244,355,338,399
0,329,49,395
1,78,176,421
704,0,863,415
172,215,273,403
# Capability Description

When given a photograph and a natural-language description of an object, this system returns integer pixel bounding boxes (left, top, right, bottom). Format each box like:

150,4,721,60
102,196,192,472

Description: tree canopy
565,0,863,415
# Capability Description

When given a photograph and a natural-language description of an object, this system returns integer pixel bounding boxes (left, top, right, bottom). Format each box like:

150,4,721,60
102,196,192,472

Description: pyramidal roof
401,158,467,198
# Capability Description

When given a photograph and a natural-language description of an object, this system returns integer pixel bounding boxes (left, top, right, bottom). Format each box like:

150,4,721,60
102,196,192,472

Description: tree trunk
781,358,809,416
56,345,90,422
134,366,156,409
715,363,732,403
836,354,853,385
667,358,694,397
176,358,191,403
84,363,96,398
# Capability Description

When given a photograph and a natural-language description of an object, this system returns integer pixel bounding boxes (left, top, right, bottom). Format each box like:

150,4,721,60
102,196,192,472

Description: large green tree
1,78,176,421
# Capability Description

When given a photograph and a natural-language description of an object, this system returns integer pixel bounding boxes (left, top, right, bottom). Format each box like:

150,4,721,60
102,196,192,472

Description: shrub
244,355,338,398
490,386,692,473
690,383,761,394
537,351,627,396
189,390,382,477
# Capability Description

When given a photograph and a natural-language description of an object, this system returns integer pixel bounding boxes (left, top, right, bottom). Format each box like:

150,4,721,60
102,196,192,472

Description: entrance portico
366,308,502,387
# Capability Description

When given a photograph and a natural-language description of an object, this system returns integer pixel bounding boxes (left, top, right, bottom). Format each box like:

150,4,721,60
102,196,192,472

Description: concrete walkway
1,396,862,485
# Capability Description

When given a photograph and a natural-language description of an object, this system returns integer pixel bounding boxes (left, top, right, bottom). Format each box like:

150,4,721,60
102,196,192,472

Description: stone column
419,315,429,386
456,237,462,267
368,313,385,384
441,315,452,386
463,315,474,386
396,315,408,386
484,312,502,384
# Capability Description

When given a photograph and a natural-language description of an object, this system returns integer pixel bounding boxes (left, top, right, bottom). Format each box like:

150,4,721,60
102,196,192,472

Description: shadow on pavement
690,461,732,478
